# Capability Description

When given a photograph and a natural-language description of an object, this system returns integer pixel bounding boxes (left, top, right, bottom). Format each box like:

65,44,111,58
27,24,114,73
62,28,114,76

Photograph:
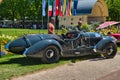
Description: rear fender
23,39,62,57
93,37,116,52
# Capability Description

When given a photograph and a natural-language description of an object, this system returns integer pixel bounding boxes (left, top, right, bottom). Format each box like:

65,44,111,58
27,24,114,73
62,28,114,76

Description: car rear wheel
100,42,117,59
41,46,60,63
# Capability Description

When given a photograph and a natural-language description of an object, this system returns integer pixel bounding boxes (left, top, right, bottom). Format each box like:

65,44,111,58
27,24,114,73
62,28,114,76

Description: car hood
5,34,61,54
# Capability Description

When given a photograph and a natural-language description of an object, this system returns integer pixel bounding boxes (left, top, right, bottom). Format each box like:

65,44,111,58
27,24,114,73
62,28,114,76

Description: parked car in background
110,33,120,43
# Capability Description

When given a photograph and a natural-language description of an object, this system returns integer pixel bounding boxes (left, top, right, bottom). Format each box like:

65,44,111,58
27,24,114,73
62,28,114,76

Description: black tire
101,42,117,59
41,46,60,63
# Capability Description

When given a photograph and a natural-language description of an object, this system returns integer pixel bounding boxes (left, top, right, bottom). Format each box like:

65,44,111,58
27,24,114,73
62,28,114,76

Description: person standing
48,18,55,34
33,23,37,29
76,21,82,31
61,25,68,38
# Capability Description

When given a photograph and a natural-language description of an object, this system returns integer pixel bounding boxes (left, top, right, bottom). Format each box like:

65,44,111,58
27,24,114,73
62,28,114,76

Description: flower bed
0,34,18,55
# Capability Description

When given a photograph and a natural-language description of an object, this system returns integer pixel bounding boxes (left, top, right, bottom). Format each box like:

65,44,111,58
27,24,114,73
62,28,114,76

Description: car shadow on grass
0,54,100,66
0,57,44,66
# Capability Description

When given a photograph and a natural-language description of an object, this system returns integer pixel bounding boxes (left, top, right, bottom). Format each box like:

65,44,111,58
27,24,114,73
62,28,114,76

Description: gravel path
12,54,120,80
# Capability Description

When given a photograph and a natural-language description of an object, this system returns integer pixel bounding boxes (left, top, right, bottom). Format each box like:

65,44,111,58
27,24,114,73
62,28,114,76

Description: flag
53,0,59,16
69,0,72,16
59,0,64,16
53,0,56,16
72,0,78,15
66,0,72,16
48,0,53,16
63,0,67,15
55,0,59,16
42,0,46,16
66,0,69,16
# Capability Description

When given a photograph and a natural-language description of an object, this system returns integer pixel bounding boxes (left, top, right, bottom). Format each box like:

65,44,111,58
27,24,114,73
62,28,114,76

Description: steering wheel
66,31,78,39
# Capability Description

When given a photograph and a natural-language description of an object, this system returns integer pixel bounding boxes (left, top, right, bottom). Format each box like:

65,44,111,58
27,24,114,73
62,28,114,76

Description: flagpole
42,0,47,31
41,0,43,33
56,0,59,34
42,15,43,31
47,0,49,31
40,15,42,33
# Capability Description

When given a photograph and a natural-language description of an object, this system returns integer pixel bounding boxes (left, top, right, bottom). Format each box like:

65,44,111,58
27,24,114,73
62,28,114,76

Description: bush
89,22,100,32
99,26,119,35
0,34,17,45
0,34,18,55
82,23,90,31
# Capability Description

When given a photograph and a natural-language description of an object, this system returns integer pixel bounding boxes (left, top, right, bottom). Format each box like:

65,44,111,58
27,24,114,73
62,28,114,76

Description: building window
79,18,81,20
71,18,73,21
71,22,73,25
64,18,66,21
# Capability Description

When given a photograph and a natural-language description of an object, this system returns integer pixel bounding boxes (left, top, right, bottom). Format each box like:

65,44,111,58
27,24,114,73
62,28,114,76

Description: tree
17,0,31,22
29,0,42,21
105,0,120,21
0,0,19,24
0,0,42,23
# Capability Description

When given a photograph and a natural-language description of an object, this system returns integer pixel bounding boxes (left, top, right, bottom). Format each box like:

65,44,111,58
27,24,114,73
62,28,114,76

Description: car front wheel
41,46,60,63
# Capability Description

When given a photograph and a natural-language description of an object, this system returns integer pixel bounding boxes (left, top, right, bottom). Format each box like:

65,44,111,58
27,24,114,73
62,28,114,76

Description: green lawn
0,28,61,36
117,45,120,51
0,28,47,36
0,54,71,80
0,54,97,80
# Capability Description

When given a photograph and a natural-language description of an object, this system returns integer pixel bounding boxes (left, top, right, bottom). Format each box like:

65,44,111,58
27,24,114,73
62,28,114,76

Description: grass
117,44,120,51
0,28,47,36
0,54,97,80
0,54,70,80
0,28,61,36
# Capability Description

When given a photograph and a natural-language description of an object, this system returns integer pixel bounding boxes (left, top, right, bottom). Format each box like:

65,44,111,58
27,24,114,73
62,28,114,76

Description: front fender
23,39,62,58
93,36,116,52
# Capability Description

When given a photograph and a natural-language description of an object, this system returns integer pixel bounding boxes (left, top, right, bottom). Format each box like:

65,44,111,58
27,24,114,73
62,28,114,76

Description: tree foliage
0,0,120,23
105,0,120,21
0,0,42,23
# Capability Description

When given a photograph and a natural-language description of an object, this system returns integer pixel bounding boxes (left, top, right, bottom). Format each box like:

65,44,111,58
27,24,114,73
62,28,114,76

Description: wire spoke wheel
46,49,55,58
101,43,117,59
41,46,60,63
